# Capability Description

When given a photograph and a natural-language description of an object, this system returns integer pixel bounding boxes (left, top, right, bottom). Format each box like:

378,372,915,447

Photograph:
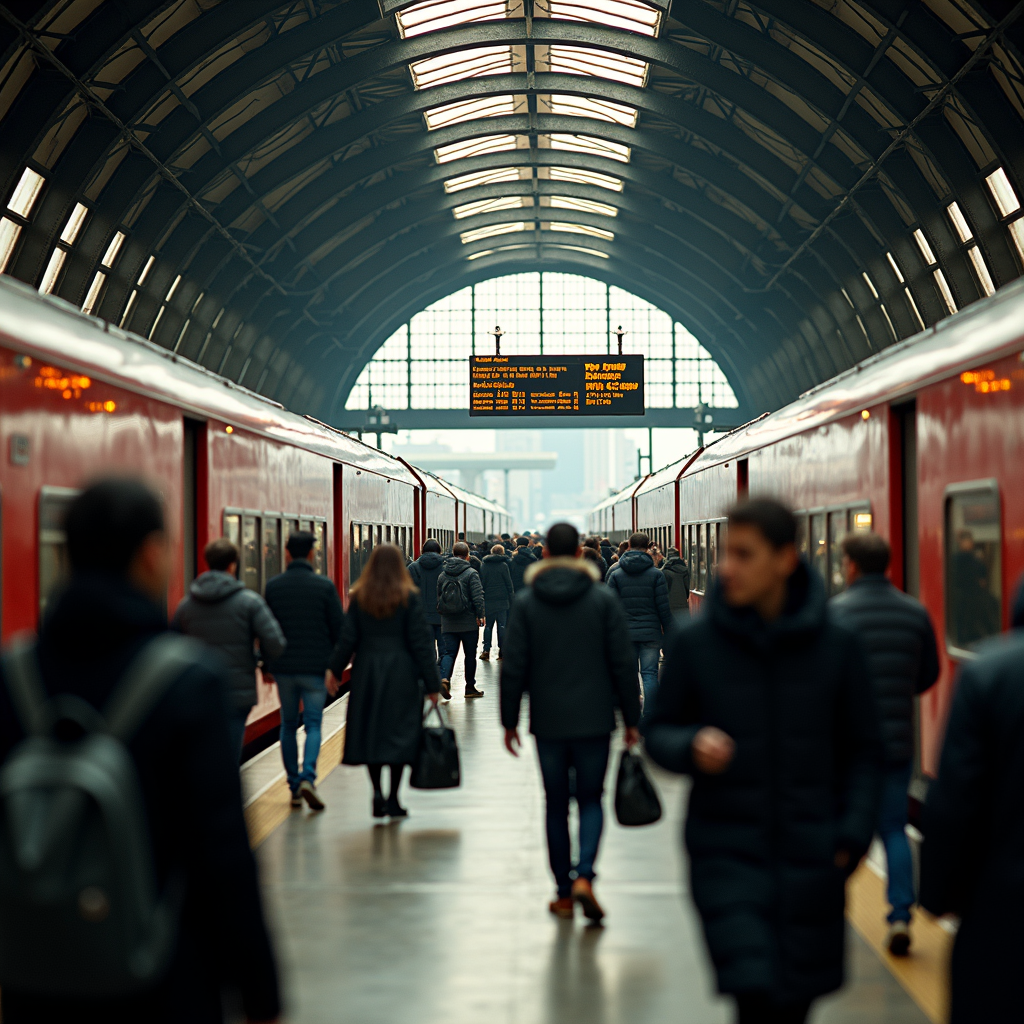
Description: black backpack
0,633,200,996
437,573,468,616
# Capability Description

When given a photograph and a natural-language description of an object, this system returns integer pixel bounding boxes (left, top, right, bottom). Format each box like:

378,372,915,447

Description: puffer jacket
173,571,286,710
437,557,485,633
661,554,691,613
264,560,344,675
409,551,445,625
510,548,536,592
606,549,673,643
829,575,939,765
480,553,515,610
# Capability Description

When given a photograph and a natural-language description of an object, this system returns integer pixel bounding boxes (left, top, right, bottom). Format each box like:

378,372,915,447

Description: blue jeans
535,736,611,899
439,629,478,685
226,707,251,765
878,764,915,924
430,624,443,666
277,674,327,791
635,641,661,720
483,608,507,652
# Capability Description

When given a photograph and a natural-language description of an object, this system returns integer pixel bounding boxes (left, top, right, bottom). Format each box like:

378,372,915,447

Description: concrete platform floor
257,655,929,1024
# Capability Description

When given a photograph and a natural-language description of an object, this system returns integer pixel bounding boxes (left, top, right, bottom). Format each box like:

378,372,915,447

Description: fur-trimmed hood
524,556,600,607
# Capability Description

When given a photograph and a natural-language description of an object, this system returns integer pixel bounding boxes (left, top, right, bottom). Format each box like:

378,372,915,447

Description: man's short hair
453,541,470,558
842,532,890,575
286,530,316,559
516,536,529,547
205,537,238,572
546,522,579,557
422,538,441,554
66,478,165,576
727,498,797,549
491,544,505,555
501,533,511,541
629,532,650,550
583,536,600,551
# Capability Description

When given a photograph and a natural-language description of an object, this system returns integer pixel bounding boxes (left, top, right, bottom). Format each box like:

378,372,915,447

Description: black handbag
614,748,662,826
409,704,461,790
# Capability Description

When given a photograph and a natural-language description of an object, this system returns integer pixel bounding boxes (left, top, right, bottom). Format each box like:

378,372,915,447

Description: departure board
470,355,645,417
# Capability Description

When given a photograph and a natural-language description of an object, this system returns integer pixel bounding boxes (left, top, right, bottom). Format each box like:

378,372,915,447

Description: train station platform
243,658,942,1024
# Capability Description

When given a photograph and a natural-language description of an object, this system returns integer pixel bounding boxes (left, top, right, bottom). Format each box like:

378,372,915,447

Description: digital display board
470,355,645,417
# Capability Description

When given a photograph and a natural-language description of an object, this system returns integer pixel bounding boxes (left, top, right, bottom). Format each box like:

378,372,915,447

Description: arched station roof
1,0,1023,421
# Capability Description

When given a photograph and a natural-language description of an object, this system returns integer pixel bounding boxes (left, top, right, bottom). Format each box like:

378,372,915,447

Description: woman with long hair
328,543,440,818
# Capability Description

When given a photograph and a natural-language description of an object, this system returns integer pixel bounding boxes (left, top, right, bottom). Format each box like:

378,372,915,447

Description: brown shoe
464,686,484,698
480,650,490,661
572,878,604,923
439,678,451,701
549,897,574,919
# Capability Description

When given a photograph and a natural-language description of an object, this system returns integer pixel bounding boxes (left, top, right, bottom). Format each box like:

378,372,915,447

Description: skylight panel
549,195,617,216
453,196,531,218
913,228,936,266
7,167,45,219
946,201,973,243
548,166,623,191
435,134,518,163
444,167,522,192
549,243,609,258
540,45,648,88
397,0,512,38
545,94,637,127
467,243,534,260
60,203,89,245
410,46,515,89
545,221,614,240
425,95,518,129
460,222,531,243
536,0,661,36
985,167,1020,218
546,134,630,162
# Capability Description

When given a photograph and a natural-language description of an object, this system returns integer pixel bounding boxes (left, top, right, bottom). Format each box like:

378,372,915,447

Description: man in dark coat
0,480,280,1024
437,541,486,700
408,538,445,662
501,522,640,923
829,531,939,955
600,537,614,566
661,546,691,615
510,536,537,591
264,530,344,811
607,532,673,719
920,580,1024,1024
173,537,286,758
480,545,514,660
645,498,880,1024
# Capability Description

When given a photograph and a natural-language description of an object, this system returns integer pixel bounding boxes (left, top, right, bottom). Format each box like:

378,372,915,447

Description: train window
241,515,260,592
283,518,300,553
698,524,708,593
350,524,362,586
688,525,697,587
708,523,718,585
39,487,79,619
312,521,326,575
262,518,281,590
852,510,873,532
795,516,809,558
299,519,312,534
810,513,826,586
828,510,848,596
946,486,1002,652
223,513,241,575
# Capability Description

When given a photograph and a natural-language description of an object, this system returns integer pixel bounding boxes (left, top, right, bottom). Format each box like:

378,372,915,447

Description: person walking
173,537,287,759
607,532,673,719
829,532,939,955
510,536,536,592
583,536,608,580
408,538,446,662
328,544,441,819
264,530,344,811
661,546,691,616
919,580,1024,1024
480,544,514,661
644,498,880,1024
600,537,614,566
501,522,640,923
437,541,486,700
0,479,280,1024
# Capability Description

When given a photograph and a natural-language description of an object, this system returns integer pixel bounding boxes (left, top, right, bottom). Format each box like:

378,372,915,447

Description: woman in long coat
328,543,440,818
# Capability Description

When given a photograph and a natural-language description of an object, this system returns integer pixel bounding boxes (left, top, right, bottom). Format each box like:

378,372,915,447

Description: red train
0,275,509,749
591,277,1024,780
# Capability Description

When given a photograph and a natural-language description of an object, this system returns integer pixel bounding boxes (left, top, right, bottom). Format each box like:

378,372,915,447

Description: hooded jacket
500,557,640,739
408,551,445,625
661,550,691,614
510,547,536,592
437,557,485,633
644,563,881,1003
173,571,286,711
607,549,673,643
480,553,515,610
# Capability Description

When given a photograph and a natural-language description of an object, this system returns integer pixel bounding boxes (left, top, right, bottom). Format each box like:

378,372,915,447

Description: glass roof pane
453,196,532,218
397,0,516,38
435,134,519,163
547,243,610,258
444,167,523,192
539,45,648,88
7,167,45,219
410,45,516,89
425,94,519,129
547,166,623,190
467,243,534,259
545,221,614,240
549,195,617,216
461,221,531,243
535,0,660,36
545,133,630,162
544,94,637,126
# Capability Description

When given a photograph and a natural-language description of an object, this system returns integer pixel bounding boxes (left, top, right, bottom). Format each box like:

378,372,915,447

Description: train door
895,401,919,597
183,418,205,585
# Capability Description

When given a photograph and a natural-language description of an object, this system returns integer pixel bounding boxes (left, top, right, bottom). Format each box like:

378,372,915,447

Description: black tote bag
410,704,461,790
614,748,662,826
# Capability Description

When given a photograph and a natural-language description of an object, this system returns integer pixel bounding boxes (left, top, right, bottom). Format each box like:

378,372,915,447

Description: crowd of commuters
2,477,1021,1024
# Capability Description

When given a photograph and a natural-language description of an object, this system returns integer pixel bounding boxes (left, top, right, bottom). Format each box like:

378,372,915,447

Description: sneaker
572,878,604,923
480,650,490,661
887,921,911,957
290,789,303,809
384,797,408,818
464,686,484,698
439,678,451,701
299,780,325,811
549,897,574,919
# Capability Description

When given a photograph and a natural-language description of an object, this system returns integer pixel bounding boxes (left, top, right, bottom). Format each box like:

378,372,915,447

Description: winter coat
0,573,280,1022
606,549,673,643
173,571,286,711
829,575,939,765
469,554,482,572
408,551,445,625
480,554,515,611
264,560,344,675
644,563,881,1003
510,549,536,592
661,555,691,614
500,558,640,740
330,591,441,765
920,626,1024,1024
437,558,485,633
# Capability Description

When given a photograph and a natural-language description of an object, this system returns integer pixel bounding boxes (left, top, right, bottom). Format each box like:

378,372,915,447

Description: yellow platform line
846,864,953,1024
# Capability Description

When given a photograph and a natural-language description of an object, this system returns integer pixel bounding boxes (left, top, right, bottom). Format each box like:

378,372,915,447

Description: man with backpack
0,479,280,1024
408,538,446,662
437,541,485,700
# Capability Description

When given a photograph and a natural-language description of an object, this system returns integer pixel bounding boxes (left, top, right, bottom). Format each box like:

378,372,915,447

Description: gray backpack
0,633,201,996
